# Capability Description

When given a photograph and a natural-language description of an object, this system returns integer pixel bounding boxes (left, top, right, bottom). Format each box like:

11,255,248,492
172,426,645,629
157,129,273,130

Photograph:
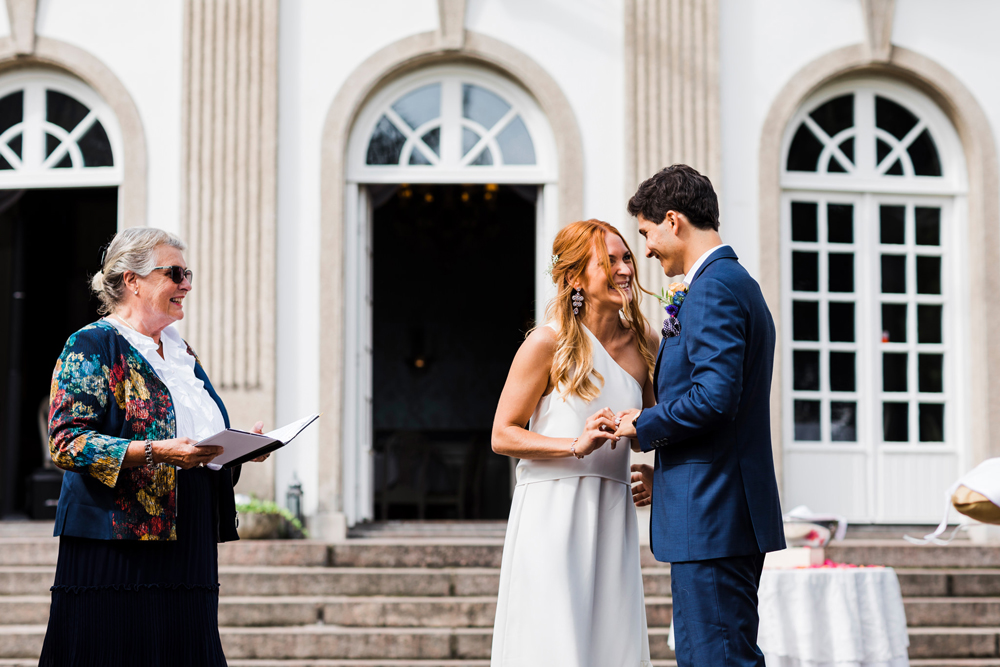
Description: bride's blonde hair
543,219,655,401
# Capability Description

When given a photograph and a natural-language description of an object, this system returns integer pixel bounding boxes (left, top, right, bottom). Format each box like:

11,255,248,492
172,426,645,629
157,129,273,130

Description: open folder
194,413,320,469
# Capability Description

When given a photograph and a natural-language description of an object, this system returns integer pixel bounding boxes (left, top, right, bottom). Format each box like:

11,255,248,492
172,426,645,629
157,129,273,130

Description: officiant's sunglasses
152,265,194,285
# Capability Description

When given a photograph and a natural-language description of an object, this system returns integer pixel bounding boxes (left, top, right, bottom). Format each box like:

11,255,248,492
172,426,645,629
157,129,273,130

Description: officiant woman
38,227,269,667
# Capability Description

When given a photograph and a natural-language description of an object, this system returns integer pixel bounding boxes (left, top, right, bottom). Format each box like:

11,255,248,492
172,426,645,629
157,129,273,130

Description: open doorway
0,187,118,518
371,183,535,520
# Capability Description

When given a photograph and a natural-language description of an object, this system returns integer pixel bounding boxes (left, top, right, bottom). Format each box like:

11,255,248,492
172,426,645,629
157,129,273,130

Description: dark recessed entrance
0,187,118,519
371,183,535,520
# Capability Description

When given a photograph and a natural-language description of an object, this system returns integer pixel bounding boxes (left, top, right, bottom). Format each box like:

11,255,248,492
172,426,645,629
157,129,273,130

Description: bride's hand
631,463,653,507
574,408,619,458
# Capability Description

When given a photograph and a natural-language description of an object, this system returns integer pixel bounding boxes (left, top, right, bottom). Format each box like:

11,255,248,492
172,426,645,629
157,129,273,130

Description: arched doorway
778,78,968,522
0,70,123,519
342,64,558,525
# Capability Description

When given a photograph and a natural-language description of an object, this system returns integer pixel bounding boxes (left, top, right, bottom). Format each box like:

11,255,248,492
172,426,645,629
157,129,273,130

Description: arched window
0,71,122,188
780,80,967,523
348,66,556,184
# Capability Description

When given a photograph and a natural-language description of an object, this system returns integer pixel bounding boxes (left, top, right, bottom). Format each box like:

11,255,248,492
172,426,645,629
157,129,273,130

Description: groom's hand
614,408,641,440
631,463,653,507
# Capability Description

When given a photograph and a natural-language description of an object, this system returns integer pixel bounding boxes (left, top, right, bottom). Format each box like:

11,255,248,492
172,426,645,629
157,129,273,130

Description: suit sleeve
48,332,130,487
636,277,745,451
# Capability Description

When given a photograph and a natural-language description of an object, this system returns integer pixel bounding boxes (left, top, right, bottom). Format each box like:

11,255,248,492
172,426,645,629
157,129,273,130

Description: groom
615,165,785,666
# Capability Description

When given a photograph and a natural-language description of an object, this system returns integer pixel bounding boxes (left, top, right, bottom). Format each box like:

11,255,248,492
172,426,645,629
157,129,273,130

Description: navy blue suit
635,247,785,666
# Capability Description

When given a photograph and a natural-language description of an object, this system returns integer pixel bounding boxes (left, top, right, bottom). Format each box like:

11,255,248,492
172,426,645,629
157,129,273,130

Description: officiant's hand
250,421,270,462
575,408,619,457
613,408,641,440
155,438,223,469
631,463,653,507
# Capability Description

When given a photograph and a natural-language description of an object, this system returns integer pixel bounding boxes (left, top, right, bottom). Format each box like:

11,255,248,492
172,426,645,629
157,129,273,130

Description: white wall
274,0,438,517
36,0,184,233
718,0,864,278
465,0,626,224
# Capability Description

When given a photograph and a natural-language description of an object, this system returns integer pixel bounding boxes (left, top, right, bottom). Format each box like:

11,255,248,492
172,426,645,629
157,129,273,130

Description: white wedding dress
491,325,651,667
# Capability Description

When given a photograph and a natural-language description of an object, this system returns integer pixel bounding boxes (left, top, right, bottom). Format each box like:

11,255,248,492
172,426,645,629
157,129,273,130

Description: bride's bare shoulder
522,324,559,356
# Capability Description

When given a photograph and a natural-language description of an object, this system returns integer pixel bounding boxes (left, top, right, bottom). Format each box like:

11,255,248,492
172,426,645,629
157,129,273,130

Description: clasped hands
574,408,652,509
154,421,271,469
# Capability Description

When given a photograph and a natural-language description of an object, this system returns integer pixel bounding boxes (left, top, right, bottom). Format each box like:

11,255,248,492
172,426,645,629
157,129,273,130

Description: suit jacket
636,247,785,562
49,320,240,542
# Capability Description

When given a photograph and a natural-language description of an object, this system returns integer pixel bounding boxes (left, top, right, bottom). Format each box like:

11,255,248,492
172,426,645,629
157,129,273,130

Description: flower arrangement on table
656,282,688,338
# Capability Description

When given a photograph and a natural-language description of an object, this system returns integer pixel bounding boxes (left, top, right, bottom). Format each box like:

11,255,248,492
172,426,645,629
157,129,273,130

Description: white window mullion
21,85,45,170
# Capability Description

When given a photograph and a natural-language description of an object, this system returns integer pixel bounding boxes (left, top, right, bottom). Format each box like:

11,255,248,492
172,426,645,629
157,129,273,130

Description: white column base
310,510,349,542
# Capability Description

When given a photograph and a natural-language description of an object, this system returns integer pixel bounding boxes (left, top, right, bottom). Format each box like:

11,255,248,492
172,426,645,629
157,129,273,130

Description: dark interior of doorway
372,183,535,520
0,187,118,519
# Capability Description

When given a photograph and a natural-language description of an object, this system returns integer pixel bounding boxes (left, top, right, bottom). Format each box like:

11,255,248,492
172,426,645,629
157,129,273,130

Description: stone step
0,659,681,667
0,625,675,660
908,627,1000,659
0,594,675,629
905,598,1000,627
896,569,1000,597
0,565,675,597
828,540,1000,569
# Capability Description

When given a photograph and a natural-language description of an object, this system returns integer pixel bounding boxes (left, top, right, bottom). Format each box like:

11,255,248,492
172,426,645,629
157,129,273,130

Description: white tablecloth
758,567,910,667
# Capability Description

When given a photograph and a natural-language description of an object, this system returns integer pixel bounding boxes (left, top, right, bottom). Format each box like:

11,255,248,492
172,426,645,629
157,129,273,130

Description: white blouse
105,317,226,442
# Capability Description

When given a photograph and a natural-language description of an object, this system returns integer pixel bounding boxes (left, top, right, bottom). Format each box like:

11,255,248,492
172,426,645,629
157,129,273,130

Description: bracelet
144,440,154,467
570,437,582,459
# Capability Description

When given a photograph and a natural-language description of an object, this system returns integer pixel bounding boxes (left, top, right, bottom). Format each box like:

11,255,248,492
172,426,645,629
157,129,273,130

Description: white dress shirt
105,317,226,442
683,243,730,286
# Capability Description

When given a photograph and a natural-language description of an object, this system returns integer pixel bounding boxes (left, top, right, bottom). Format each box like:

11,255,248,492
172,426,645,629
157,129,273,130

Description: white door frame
341,64,559,526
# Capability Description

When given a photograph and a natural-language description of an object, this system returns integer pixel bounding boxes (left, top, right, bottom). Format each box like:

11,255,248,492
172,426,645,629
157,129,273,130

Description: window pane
792,251,819,292
462,84,510,130
881,255,906,293
46,90,90,133
883,352,908,392
793,350,820,391
421,128,440,156
792,202,818,242
918,354,943,393
827,204,853,243
881,303,907,343
810,95,854,138
787,125,823,172
391,84,440,130
831,402,857,442
793,301,819,341
877,138,892,166
0,91,22,135
886,159,904,176
909,129,942,177
880,205,905,244
469,146,494,166
79,120,113,167
409,148,431,165
829,352,855,392
828,155,848,173
839,137,854,165
876,96,918,140
8,134,20,159
829,302,854,342
828,253,853,292
366,116,406,165
916,256,941,294
915,207,941,246
917,305,942,343
496,116,536,165
883,402,909,442
462,127,481,157
794,400,821,441
919,404,944,442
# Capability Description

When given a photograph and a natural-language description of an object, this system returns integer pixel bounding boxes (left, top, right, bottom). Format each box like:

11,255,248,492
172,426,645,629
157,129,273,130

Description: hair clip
545,254,559,278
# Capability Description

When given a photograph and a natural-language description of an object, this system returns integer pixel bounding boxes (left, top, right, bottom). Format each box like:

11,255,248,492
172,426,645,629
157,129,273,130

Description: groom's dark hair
627,164,720,231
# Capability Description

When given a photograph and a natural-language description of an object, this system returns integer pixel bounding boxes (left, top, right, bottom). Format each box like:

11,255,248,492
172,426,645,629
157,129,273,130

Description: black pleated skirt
38,467,227,667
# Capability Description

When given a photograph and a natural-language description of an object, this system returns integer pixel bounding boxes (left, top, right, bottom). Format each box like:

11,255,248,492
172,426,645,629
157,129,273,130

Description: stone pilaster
180,0,279,496
625,0,720,322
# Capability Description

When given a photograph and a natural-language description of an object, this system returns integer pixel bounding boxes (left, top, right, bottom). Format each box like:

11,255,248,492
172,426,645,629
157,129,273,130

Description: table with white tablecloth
757,565,910,667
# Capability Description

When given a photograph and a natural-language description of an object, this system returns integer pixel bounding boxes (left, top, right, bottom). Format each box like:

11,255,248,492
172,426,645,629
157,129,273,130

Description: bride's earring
572,288,584,315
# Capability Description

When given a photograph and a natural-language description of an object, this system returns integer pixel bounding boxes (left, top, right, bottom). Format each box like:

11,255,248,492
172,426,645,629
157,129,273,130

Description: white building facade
1,0,997,535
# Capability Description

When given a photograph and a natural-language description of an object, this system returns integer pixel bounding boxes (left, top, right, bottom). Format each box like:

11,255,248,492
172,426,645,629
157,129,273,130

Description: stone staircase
0,527,999,665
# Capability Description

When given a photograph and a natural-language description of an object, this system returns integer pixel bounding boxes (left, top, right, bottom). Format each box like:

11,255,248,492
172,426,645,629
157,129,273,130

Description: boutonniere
656,282,688,338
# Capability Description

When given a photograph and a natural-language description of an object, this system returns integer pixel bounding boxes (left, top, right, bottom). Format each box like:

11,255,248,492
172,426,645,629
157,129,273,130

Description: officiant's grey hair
91,227,187,315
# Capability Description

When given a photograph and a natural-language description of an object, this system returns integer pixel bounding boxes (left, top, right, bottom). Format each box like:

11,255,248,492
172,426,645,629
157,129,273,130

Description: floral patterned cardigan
48,320,240,541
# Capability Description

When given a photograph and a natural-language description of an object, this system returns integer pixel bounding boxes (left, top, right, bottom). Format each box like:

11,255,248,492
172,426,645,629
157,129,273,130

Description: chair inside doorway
371,183,535,520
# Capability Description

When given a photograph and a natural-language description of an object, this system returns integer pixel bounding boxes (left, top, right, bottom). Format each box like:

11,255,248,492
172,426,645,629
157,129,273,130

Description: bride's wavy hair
542,219,655,402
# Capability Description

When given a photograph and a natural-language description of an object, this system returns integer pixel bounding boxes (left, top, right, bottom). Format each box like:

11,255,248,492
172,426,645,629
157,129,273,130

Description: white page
265,413,320,444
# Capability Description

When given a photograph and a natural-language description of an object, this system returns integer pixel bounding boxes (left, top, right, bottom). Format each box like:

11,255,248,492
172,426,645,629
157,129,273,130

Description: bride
490,219,656,666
